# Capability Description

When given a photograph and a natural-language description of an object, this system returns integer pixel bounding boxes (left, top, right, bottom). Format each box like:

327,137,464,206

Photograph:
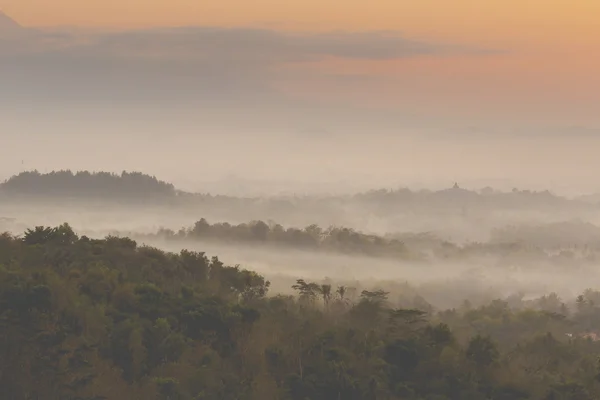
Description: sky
1,1,599,194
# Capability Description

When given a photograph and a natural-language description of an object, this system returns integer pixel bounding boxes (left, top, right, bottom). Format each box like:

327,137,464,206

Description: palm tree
336,286,347,301
320,284,332,310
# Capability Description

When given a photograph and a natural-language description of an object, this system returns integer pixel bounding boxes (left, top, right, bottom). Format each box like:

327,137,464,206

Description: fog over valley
4,118,600,197
3,170,600,309
3,5,600,398
2,11,600,196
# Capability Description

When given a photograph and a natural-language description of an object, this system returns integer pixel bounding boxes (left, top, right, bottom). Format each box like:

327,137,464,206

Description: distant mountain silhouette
0,170,177,200
0,11,34,43
0,11,22,33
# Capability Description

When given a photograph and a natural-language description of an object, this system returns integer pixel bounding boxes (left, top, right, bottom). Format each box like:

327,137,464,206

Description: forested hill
0,170,176,199
2,224,600,399
0,170,588,213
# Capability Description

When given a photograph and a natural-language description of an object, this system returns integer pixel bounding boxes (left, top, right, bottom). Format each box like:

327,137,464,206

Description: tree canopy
1,224,600,399
1,170,175,199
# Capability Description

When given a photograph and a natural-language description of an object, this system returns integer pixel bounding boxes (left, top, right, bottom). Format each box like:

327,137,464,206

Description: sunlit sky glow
1,0,600,193
3,0,599,126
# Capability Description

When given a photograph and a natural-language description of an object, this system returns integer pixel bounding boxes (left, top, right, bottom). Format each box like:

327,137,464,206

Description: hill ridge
0,11,22,31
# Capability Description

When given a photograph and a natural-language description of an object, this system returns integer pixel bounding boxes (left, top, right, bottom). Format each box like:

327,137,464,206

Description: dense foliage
132,218,418,261
0,170,590,211
122,218,600,267
1,170,175,199
2,224,600,399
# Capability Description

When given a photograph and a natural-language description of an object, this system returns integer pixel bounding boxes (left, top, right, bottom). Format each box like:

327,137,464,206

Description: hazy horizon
2,7,600,196
4,4,600,399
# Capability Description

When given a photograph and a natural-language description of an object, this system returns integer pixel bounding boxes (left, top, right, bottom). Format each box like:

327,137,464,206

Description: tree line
1,224,600,399
123,217,600,265
134,218,418,260
0,170,586,212
1,170,175,199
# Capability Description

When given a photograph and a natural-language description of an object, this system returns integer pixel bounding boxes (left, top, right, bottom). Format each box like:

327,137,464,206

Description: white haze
144,238,600,307
2,14,600,197
3,118,600,197
3,12,600,310
3,200,600,309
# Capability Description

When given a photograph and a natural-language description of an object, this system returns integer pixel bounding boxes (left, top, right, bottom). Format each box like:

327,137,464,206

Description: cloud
0,24,498,117
8,26,449,56
1,23,496,64
74,27,447,62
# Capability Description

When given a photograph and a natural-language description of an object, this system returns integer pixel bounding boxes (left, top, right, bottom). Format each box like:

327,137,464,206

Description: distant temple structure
453,182,460,189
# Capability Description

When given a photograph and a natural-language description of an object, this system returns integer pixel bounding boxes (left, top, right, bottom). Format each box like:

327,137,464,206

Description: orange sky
6,0,600,48
4,0,599,126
